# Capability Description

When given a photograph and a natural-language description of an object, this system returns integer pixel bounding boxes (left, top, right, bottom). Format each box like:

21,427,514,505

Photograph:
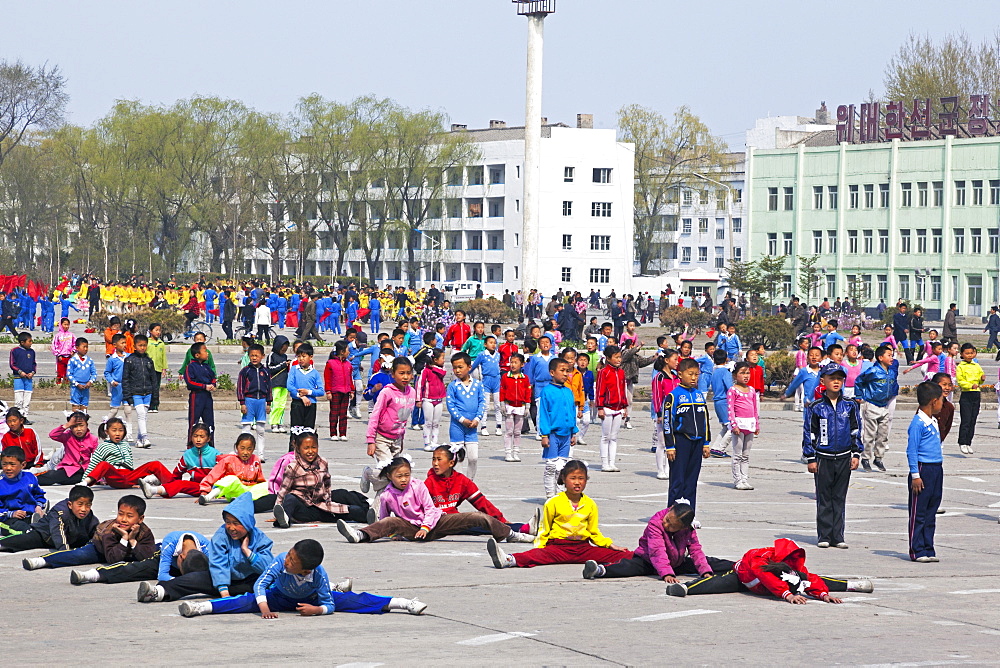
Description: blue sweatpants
209,588,391,615
908,462,943,560
668,435,705,511
542,430,572,460
188,391,214,433
43,542,101,568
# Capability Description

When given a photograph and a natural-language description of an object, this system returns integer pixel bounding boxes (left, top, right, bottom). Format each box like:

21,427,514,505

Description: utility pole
514,1,556,294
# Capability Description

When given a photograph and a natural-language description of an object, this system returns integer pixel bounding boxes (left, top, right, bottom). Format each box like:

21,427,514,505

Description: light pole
514,0,555,294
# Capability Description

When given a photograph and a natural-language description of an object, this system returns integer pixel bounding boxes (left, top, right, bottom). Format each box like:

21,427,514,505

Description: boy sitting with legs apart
69,529,209,586
0,485,96,553
179,538,426,617
0,445,46,537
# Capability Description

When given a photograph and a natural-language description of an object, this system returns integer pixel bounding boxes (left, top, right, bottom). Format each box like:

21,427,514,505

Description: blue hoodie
157,530,210,581
0,470,46,518
208,493,274,594
538,382,577,436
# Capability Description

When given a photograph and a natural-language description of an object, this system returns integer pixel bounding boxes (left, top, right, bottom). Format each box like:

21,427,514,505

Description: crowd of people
0,275,989,621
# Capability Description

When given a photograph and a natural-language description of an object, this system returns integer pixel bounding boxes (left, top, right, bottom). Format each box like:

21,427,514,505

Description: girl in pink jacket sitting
582,502,732,581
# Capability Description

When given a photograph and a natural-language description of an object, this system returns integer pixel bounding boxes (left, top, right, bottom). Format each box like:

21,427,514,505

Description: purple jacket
634,507,711,578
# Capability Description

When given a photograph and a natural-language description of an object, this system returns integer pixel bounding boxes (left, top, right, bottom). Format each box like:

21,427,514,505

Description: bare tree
0,60,68,169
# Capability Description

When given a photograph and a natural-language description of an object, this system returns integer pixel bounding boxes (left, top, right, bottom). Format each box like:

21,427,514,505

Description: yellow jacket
567,369,585,407
956,360,985,392
534,492,612,549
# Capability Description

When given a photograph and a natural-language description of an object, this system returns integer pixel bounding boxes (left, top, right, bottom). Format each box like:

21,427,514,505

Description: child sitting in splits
337,455,533,544
665,538,873,601
271,429,371,528
22,494,155,572
79,418,133,488
178,539,426,618
487,460,633,569
582,502,733,581
138,424,221,499
0,445,46,537
197,433,266,504
425,445,540,537
0,485,97,553
68,529,210,586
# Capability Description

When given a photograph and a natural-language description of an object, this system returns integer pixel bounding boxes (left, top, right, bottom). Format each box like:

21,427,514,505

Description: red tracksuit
425,469,509,521
2,429,40,467
443,322,471,350
499,372,532,407
498,341,519,373
595,365,628,410
736,539,832,600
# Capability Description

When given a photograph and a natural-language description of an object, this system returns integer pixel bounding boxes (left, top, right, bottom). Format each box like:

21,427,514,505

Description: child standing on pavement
51,318,75,386
445,353,486,480
287,342,324,437
184,341,217,435
361,357,416,495
663,358,712,510
855,344,899,472
538,358,578,497
147,323,168,413
470,335,503,436
595,345,628,472
67,337,97,413
955,342,984,455
907,381,945,562
499,352,531,462
417,348,447,452
709,348,733,455
103,334,132,437
122,334,157,448
324,342,354,442
238,344,272,459
804,363,862,549
728,362,760,490
10,332,36,422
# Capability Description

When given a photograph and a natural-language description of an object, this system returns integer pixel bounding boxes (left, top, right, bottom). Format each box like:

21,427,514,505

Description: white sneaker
967,445,975,454
330,436,339,442
340,435,348,441
487,538,515,568
656,471,669,480
360,466,373,494
528,507,542,535
70,568,100,585
139,479,161,499
142,474,160,486
504,455,516,462
665,583,688,597
273,503,291,529
22,557,46,571
817,541,831,548
535,433,542,441
847,579,874,593
179,600,213,617
137,581,165,602
512,453,521,462
405,599,427,615
337,519,364,543
959,444,970,454
576,437,587,445
332,578,353,593
495,426,503,436
834,542,849,549
582,560,605,579
624,421,634,429
423,443,436,452
481,427,489,436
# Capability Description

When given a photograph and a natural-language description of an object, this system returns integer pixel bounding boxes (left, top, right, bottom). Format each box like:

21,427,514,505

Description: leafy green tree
797,255,822,301
756,255,787,307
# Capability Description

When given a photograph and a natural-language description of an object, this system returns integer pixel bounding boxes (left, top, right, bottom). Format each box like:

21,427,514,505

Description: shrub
764,350,796,389
658,306,712,331
738,316,796,350
216,373,235,392
92,309,188,338
455,298,516,324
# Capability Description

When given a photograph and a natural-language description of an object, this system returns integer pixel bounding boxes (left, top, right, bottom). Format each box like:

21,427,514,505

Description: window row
562,201,614,217
560,267,612,284
561,234,612,251
564,167,614,184
777,180,1000,212
769,228,999,255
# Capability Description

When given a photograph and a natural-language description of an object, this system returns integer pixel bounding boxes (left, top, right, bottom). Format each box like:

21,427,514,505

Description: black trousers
0,530,49,551
684,570,848,595
37,469,84,486
289,399,317,450
150,370,162,410
958,391,980,446
601,554,734,579
814,454,852,544
281,494,369,524
159,571,256,601
221,319,234,341
254,493,277,513
98,553,165,583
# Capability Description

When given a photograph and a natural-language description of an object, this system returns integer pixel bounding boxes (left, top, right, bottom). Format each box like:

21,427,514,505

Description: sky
5,1,996,149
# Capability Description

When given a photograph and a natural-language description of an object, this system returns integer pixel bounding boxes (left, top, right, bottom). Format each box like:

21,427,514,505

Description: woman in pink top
727,363,759,491
38,412,98,486
417,349,448,452
337,456,517,544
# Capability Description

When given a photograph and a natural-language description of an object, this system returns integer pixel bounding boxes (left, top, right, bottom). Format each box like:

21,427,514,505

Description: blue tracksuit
525,353,554,395
204,289,217,323
695,354,715,394
362,371,392,403
207,493,274,594
471,350,501,393
157,530,209,581
369,298,382,333
906,411,943,560
104,352,127,407
446,377,486,443
349,343,377,382
40,299,55,332
328,300,341,334
0,470,46,522
710,365,733,427
538,382,577,459
59,297,79,319
346,300,359,325
276,296,288,328
724,333,741,361
67,353,97,405
855,360,900,408
662,385,711,510
785,366,821,403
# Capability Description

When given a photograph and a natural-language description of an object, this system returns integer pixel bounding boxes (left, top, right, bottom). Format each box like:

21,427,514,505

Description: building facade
241,120,634,296
748,134,1000,319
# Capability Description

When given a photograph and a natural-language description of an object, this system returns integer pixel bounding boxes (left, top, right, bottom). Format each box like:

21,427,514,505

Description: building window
878,274,888,300
991,180,1000,205
487,233,503,250
879,183,890,208
591,202,612,217
782,275,792,298
783,233,793,255
952,275,959,300
826,275,836,298
849,184,859,209
990,229,999,254
932,276,942,302
863,229,873,254
488,166,504,184
828,186,838,209
589,268,610,284
899,275,910,300
878,229,889,254
973,180,984,206
716,189,728,208
682,218,692,234
813,185,823,209
827,230,837,254
664,215,678,232
900,229,911,253
915,275,926,301
562,201,572,216
683,190,693,206
812,230,823,254
783,187,794,211
933,181,944,207
590,235,611,251
715,223,725,240
698,246,708,262
972,228,982,254
955,180,966,206
666,244,677,260
734,247,743,261
864,184,875,208
734,188,743,203
916,229,927,253
767,187,778,211
932,228,943,253
848,230,858,254
468,232,482,250
767,233,777,256
681,247,691,263
561,267,571,282
698,218,709,234
917,182,928,207
561,234,572,251
901,183,912,207
592,168,612,184
954,228,965,253
564,167,574,182
714,247,725,269
732,218,742,233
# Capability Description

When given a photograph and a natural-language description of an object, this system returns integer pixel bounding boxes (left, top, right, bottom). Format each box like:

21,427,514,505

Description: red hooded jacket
735,538,831,600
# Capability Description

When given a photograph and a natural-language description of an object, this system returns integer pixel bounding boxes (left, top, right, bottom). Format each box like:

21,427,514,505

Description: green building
747,134,1000,319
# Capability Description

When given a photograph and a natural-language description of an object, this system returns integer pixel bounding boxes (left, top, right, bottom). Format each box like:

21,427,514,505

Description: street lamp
513,0,556,294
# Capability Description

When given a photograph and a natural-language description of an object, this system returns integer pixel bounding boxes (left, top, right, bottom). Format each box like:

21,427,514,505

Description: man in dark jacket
0,292,19,337
983,306,1000,350
942,303,958,343
296,291,322,343
892,303,913,363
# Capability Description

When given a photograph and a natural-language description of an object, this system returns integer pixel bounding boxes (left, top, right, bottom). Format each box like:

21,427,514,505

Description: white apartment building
240,117,634,295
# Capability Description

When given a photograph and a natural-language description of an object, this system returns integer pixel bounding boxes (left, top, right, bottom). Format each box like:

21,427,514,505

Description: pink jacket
378,478,442,529
417,365,447,402
727,385,759,432
794,349,808,369
651,370,679,417
324,357,354,394
365,382,415,442
842,359,863,387
51,328,76,357
48,425,98,476
267,451,296,494
633,507,711,578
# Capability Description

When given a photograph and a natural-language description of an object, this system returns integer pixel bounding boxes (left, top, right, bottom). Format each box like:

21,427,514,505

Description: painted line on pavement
456,632,536,646
961,477,986,483
932,620,966,626
949,588,1000,595
402,551,483,557
630,609,720,622
336,663,385,668
867,477,1000,497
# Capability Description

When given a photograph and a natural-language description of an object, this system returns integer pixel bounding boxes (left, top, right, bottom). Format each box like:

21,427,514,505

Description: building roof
452,123,571,143
794,130,838,147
